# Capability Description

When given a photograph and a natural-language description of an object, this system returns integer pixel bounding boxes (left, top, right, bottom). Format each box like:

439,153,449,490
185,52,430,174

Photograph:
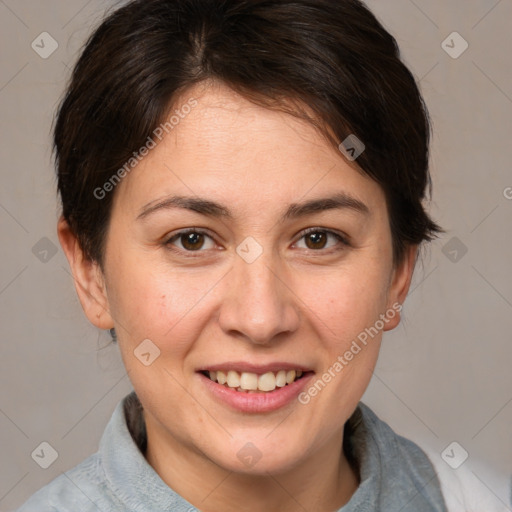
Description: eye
294,228,349,252
164,227,350,255
165,229,216,252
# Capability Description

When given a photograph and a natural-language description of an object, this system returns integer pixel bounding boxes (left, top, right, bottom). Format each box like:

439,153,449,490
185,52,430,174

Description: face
60,80,416,478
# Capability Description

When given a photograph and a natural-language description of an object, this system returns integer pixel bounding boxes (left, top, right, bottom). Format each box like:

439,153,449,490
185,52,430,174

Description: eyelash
164,227,350,256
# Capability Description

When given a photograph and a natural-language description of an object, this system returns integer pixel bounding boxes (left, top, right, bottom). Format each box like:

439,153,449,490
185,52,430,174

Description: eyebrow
136,192,370,223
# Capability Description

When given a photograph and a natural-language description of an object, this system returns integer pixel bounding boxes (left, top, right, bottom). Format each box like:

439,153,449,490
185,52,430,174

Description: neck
143,411,360,512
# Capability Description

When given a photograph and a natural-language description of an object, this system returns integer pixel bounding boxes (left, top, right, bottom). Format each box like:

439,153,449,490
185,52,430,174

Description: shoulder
347,402,447,511
356,404,511,512
14,453,112,512
14,393,135,512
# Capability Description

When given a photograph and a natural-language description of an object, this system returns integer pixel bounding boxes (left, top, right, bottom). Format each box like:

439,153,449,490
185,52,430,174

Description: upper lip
197,361,314,374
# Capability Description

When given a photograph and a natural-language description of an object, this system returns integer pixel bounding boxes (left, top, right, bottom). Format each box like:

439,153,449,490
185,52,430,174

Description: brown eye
180,232,205,250
295,229,349,252
166,230,216,252
304,231,328,250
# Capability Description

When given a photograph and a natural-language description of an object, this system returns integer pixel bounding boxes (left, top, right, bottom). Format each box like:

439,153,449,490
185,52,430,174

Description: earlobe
57,216,114,330
383,245,419,331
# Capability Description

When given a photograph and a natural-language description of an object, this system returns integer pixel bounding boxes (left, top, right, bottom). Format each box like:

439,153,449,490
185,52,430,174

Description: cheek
106,259,211,352
305,265,390,343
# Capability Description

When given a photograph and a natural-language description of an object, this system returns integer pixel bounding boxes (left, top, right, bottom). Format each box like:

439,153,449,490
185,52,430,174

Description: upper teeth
207,370,303,392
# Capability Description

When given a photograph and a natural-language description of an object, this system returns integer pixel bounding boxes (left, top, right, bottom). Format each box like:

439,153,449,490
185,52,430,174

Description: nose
218,247,300,345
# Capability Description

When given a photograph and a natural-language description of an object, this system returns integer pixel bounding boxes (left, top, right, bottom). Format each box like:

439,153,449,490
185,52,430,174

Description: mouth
198,368,310,393
197,365,315,413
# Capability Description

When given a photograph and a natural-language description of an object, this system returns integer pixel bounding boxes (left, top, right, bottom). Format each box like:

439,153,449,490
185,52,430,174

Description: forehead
112,81,386,219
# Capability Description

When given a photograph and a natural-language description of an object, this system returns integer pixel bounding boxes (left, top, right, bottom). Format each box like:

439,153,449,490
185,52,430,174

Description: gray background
1,0,511,510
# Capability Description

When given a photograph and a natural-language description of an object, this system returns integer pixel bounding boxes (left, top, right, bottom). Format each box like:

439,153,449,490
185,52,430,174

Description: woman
16,0,459,510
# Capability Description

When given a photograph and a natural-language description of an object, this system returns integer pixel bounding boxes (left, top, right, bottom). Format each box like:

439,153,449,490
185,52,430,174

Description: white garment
423,445,512,512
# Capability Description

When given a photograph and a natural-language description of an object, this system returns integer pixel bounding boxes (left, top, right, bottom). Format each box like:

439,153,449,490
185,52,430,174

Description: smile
197,365,315,413
200,369,305,393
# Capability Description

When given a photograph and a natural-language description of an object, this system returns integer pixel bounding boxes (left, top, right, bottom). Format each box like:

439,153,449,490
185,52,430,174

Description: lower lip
197,371,315,413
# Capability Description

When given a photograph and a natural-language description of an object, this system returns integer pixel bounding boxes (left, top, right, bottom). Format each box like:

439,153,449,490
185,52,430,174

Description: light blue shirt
16,391,447,511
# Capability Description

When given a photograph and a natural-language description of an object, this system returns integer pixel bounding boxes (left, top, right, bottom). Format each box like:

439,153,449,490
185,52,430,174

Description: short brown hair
54,0,442,269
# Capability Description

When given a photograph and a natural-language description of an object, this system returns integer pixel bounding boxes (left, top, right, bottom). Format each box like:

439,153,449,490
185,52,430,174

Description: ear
57,216,114,330
383,244,418,331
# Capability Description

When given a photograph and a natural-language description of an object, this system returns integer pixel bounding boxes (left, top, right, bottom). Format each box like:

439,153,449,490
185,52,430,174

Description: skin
58,80,418,512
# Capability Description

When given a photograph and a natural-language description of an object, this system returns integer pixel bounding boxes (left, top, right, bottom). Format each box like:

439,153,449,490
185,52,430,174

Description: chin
203,434,310,476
